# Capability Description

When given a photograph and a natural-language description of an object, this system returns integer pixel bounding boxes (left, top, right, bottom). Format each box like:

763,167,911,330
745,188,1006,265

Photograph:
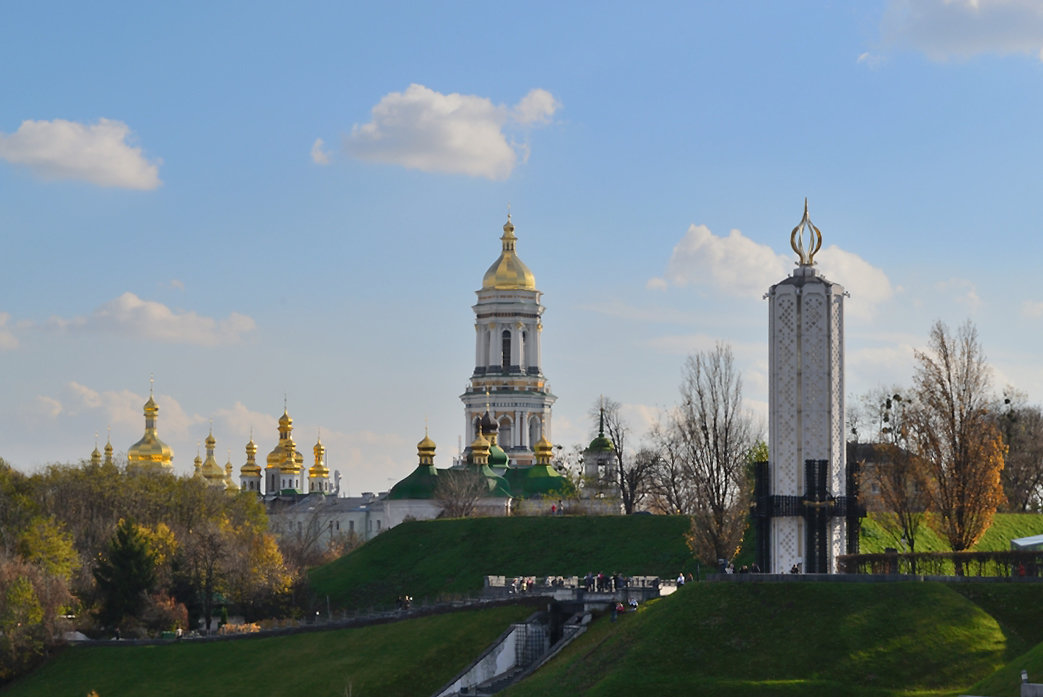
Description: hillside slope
505,581,1013,697
309,515,699,609
0,605,533,697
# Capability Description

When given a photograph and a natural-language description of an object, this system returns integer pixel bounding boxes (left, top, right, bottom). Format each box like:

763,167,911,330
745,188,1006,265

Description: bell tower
460,214,556,467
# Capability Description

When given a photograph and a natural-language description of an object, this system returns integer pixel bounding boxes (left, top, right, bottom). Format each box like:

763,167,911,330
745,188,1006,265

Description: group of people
584,572,629,592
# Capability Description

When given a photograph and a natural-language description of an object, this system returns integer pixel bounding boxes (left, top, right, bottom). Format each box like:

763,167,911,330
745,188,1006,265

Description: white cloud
935,278,982,312
1022,300,1043,318
653,224,894,320
512,89,560,125
0,312,17,350
65,382,203,441
32,395,63,419
310,137,331,165
45,292,255,346
815,245,895,320
655,224,790,299
0,118,161,189
169,279,185,291
345,84,560,180
881,0,1043,60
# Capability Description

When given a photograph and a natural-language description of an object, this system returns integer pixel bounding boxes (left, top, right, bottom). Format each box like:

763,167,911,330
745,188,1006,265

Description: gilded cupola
241,435,261,476
481,214,536,291
201,428,226,486
417,429,436,466
127,386,174,471
309,435,329,479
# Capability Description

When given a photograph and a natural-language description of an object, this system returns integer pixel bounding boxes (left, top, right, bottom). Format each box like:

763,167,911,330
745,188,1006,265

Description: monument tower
757,201,860,573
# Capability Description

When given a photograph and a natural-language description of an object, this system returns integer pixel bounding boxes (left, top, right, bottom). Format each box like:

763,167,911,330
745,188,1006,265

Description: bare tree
909,320,1005,554
856,389,932,563
674,344,758,563
992,390,1043,512
592,399,654,514
645,421,698,515
435,469,488,518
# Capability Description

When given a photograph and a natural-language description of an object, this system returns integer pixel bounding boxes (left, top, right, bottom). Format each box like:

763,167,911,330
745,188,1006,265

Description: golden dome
309,436,329,478
127,394,174,470
417,429,436,465
267,407,303,473
201,431,225,485
224,459,238,491
534,434,554,464
90,444,102,466
241,438,261,476
481,215,536,291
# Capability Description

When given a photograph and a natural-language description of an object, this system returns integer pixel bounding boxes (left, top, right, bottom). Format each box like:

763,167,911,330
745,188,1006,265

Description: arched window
529,417,542,448
501,330,511,371
499,417,512,449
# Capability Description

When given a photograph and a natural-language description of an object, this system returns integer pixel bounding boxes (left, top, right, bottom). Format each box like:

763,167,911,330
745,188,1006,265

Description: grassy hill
505,580,1037,697
0,604,534,697
859,513,1043,554
310,513,1043,611
309,515,701,610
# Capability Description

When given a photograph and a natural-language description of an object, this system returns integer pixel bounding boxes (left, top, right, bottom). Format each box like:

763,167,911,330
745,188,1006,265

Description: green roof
387,465,440,500
521,464,565,498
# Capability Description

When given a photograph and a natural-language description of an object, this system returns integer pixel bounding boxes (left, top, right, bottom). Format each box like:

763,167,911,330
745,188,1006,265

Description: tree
673,344,758,563
909,320,1005,555
93,519,157,627
855,389,932,563
593,398,654,514
992,390,1043,512
435,469,488,518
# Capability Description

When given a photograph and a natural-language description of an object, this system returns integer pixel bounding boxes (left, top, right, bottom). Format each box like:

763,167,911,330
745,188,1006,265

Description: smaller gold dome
481,215,536,291
534,434,554,462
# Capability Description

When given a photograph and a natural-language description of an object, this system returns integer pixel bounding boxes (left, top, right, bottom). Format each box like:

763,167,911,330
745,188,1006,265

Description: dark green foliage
93,520,156,627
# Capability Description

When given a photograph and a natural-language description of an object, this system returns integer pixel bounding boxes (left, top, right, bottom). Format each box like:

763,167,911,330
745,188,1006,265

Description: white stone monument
759,201,857,574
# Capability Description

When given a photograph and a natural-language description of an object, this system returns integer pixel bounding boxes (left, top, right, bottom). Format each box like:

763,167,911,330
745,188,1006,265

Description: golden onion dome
224,460,238,491
481,215,536,291
470,429,491,465
310,436,328,478
193,451,203,478
127,395,174,470
90,444,102,466
534,434,554,464
241,438,261,476
417,429,436,466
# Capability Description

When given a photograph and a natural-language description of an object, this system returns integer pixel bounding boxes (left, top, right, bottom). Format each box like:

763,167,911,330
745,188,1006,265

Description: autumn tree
672,344,758,563
992,390,1043,512
909,320,1005,555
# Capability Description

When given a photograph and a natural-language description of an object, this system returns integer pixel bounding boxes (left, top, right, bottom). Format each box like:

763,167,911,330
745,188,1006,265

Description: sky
4,1,1043,495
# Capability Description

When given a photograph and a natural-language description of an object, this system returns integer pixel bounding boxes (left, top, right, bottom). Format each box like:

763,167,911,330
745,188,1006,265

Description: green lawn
1,604,533,697
859,513,1043,554
309,515,701,610
505,581,1014,697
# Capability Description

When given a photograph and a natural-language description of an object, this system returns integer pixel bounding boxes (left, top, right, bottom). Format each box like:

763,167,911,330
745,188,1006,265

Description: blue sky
4,1,1043,494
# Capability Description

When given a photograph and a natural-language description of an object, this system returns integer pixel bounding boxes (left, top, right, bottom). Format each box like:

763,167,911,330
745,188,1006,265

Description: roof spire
790,198,823,266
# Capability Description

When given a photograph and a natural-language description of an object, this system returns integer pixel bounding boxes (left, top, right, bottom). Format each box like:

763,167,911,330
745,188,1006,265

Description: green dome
522,464,565,498
387,465,440,500
488,444,509,467
587,434,614,453
478,464,512,498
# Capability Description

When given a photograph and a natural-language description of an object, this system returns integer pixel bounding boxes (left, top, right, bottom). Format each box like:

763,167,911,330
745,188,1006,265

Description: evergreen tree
93,519,156,626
